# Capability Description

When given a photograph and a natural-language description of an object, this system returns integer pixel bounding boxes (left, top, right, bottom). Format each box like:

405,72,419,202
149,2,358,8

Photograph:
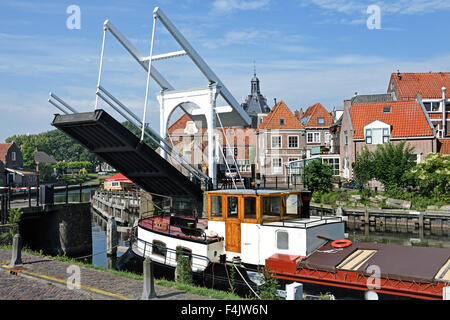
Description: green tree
406,153,450,200
21,142,36,170
372,141,415,194
39,163,55,184
303,159,333,193
353,146,374,196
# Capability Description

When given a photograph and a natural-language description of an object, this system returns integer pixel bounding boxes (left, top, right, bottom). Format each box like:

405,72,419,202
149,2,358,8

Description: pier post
141,258,157,300
286,282,303,300
107,217,118,257
9,234,23,267
443,286,450,300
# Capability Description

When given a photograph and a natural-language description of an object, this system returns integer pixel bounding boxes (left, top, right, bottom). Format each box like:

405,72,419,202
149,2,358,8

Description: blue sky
1,0,450,141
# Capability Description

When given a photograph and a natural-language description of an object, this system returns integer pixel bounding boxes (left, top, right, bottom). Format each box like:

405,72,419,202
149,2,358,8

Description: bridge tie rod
48,92,79,114
96,86,208,182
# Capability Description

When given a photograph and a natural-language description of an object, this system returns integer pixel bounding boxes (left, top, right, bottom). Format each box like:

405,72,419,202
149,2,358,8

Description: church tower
241,65,270,128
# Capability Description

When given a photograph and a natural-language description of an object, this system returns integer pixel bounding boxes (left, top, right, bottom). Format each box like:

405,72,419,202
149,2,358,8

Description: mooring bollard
106,217,118,256
10,234,23,267
443,286,450,300
141,258,157,300
286,282,303,300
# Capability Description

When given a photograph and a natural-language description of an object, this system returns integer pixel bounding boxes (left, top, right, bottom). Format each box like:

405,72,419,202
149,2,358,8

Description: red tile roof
349,100,434,139
0,143,13,163
105,173,132,182
257,101,304,131
299,102,333,127
438,139,450,154
389,72,450,100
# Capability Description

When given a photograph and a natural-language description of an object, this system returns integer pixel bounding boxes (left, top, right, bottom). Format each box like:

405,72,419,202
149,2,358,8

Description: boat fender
331,239,352,248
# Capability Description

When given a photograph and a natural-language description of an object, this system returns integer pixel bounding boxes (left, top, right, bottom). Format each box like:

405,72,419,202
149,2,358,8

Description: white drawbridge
49,6,250,189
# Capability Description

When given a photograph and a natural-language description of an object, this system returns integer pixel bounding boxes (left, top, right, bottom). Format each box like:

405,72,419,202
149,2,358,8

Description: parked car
342,180,359,190
225,168,239,179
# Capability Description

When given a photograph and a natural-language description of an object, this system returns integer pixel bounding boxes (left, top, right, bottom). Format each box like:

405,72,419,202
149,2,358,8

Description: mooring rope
71,243,123,261
232,263,261,300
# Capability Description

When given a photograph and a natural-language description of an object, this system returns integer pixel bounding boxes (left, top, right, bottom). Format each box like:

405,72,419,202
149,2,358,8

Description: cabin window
285,194,301,216
262,196,281,218
176,246,192,265
227,196,239,218
276,230,289,250
211,196,222,218
152,240,167,258
244,197,257,220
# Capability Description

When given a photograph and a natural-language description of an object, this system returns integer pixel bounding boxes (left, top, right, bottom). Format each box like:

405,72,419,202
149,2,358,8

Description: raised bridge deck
51,110,203,199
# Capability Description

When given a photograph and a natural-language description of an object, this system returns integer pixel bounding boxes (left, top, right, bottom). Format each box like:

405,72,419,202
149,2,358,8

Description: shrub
175,248,193,285
258,268,280,300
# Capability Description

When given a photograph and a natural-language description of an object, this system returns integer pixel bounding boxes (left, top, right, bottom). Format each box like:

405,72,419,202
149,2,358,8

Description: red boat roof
297,242,450,284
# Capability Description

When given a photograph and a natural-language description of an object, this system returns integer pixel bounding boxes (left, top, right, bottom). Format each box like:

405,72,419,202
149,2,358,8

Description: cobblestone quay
0,249,212,300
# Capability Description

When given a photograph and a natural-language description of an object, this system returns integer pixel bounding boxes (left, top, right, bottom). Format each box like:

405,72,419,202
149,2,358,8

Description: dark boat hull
117,247,259,297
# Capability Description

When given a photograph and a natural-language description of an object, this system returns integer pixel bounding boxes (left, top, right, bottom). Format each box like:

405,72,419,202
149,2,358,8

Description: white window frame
271,135,282,149
383,128,390,144
366,129,372,144
307,132,320,144
288,135,299,149
11,152,16,161
272,158,283,174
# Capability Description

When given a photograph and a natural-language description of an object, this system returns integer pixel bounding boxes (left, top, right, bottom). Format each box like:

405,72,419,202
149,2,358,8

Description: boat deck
266,241,450,299
138,216,222,244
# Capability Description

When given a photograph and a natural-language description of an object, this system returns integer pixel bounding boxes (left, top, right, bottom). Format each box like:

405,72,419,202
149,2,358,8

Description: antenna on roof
253,60,256,76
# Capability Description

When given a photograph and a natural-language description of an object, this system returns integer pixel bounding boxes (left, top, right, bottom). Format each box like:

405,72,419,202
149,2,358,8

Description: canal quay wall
311,203,450,236
19,203,92,257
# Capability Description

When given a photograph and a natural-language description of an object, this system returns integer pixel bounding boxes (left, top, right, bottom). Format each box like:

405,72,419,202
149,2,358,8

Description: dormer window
318,117,324,125
383,106,391,113
365,126,390,145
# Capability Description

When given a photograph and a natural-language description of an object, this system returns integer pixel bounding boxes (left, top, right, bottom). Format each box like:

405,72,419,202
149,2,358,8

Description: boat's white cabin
206,189,345,266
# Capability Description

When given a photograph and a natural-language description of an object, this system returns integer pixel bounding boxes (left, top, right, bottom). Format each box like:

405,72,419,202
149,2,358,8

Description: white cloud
212,0,270,12
302,0,450,15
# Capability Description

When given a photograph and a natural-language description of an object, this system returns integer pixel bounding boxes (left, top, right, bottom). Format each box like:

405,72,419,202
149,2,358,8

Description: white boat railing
134,237,211,272
261,216,343,228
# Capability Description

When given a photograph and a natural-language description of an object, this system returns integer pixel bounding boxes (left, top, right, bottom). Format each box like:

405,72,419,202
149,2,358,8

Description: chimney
274,98,277,105
442,87,447,137
415,93,423,105
397,69,402,80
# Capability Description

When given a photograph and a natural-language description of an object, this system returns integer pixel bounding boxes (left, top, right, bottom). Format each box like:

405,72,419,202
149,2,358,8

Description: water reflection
346,222,450,248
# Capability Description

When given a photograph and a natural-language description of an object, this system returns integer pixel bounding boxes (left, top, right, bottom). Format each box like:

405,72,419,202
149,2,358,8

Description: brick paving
0,249,213,300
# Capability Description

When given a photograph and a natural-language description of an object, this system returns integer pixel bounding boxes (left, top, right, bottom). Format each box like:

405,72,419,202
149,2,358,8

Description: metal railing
134,237,211,272
261,215,343,228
